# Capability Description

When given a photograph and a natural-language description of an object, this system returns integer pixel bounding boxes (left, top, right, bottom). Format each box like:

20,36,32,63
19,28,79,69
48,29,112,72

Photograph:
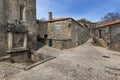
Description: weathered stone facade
36,21,48,39
37,12,90,49
37,18,90,49
0,0,36,57
0,0,36,33
81,24,90,43
0,24,6,56
93,21,120,52
0,23,28,56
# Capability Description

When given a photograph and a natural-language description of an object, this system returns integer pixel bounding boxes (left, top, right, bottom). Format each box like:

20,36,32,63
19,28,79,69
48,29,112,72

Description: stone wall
94,24,120,52
48,20,71,40
0,0,36,50
83,26,90,42
36,21,48,38
0,24,7,56
71,20,84,46
47,20,72,49
4,0,19,23
0,23,28,57
26,0,36,35
47,19,86,49
50,39,72,49
0,0,36,29
10,50,29,63
0,0,4,23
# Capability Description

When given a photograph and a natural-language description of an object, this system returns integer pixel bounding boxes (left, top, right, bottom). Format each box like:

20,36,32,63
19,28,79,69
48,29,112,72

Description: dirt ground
0,38,120,80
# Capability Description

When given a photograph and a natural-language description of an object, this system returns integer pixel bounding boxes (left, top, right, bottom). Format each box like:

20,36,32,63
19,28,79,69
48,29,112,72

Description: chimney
48,12,52,20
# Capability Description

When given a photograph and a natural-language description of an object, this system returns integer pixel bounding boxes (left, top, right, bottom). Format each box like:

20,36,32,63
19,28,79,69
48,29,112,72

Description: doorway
48,39,52,47
99,29,102,38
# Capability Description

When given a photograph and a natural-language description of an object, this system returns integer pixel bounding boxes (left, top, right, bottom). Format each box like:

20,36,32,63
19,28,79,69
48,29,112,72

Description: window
106,27,109,33
20,5,26,21
75,26,78,31
55,23,61,29
44,34,48,39
68,21,71,28
96,29,99,34
20,6,24,20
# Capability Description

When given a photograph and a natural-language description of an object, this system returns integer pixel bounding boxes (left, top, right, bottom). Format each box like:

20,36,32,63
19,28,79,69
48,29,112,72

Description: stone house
37,18,90,49
0,0,36,58
47,18,85,49
36,12,90,49
93,20,120,52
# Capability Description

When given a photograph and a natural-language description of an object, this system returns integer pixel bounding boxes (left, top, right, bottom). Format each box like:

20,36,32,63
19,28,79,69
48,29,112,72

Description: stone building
0,0,36,58
93,20,120,52
47,18,85,49
36,12,90,49
36,12,91,49
82,24,90,42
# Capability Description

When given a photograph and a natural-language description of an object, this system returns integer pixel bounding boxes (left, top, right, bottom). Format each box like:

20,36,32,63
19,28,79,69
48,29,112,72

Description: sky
36,0,120,22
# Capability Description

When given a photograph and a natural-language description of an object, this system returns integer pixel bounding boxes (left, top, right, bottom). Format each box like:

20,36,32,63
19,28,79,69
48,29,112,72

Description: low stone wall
10,50,30,63
93,37,107,48
93,35,120,52
109,34,120,52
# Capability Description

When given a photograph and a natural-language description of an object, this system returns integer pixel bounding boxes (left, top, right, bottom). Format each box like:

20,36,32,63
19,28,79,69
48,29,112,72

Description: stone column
8,32,13,51
23,33,27,48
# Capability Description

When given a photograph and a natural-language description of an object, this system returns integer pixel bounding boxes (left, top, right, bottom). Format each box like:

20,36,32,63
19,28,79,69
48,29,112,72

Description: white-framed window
55,23,61,29
106,27,109,33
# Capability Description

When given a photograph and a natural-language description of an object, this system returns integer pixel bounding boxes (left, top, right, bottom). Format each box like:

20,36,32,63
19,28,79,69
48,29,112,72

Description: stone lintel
7,48,29,54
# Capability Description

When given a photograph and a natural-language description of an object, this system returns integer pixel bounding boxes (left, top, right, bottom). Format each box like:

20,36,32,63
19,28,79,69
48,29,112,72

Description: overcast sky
36,0,120,22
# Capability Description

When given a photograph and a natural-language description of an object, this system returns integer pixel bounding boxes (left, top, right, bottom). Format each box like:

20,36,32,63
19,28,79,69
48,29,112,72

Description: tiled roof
47,18,71,22
77,20,97,28
47,18,84,27
96,20,120,28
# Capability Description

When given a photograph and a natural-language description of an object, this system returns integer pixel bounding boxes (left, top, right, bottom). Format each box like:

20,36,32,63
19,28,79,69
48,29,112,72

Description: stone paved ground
0,38,120,80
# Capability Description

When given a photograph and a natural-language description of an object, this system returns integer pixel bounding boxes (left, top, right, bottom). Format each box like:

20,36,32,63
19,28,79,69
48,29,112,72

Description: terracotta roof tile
47,17,84,27
96,20,120,28
47,18,71,22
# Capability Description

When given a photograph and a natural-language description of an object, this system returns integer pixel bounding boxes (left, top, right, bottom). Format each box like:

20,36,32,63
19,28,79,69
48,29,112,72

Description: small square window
55,23,61,29
106,27,109,33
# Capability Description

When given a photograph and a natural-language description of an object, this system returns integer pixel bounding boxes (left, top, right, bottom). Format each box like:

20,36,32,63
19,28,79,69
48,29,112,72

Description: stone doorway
48,39,52,47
